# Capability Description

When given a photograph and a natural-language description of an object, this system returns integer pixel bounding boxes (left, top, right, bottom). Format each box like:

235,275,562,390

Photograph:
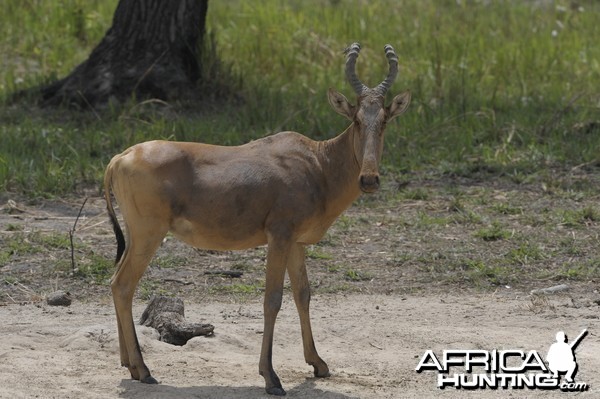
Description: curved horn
344,42,367,96
375,44,399,96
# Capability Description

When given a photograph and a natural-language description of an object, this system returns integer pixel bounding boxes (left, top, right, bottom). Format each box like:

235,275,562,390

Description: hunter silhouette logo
547,329,587,383
416,329,589,391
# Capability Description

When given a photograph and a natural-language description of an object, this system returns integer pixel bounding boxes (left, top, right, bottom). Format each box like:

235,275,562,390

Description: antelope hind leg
111,227,165,384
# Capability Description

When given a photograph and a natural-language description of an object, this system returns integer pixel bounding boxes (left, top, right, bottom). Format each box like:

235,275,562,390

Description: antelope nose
359,174,380,193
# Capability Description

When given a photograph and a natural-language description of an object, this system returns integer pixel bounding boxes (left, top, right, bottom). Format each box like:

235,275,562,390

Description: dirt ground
1,172,600,398
1,293,599,398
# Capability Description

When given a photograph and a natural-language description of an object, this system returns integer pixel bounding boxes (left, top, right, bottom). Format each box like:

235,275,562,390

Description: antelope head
328,43,411,193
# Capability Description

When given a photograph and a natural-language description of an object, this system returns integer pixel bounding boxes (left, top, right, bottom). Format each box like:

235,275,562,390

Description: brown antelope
104,42,410,396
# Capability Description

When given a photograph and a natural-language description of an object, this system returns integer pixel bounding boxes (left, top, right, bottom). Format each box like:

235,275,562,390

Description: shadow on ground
118,378,359,399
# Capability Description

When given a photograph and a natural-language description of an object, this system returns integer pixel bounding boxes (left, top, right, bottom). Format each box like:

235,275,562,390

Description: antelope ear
328,88,355,121
387,91,411,121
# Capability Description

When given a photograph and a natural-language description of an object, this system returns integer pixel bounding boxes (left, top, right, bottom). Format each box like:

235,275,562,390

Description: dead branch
69,197,88,274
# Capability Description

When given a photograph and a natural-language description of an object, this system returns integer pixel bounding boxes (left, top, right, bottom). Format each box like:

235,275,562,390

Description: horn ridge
375,44,399,96
344,42,367,96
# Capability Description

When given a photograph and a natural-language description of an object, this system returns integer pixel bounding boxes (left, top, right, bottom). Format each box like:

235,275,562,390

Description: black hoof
311,361,330,378
140,375,159,384
314,368,331,378
266,386,287,396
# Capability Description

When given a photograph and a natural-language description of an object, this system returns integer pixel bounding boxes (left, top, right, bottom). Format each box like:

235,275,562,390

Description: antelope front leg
259,238,289,396
287,244,330,377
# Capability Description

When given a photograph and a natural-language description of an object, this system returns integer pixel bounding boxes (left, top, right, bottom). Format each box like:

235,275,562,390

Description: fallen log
139,295,214,346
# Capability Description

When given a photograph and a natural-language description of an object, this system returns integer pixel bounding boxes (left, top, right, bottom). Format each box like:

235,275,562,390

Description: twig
15,282,32,293
204,270,244,278
5,293,17,304
131,49,169,96
70,197,88,274
163,278,195,285
77,219,107,232
369,342,383,350
571,160,598,172
77,91,101,120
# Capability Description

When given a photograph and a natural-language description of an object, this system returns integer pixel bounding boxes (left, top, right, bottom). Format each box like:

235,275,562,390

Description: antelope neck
317,125,362,213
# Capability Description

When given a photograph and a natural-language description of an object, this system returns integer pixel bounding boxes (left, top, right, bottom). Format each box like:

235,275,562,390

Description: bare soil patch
1,171,600,397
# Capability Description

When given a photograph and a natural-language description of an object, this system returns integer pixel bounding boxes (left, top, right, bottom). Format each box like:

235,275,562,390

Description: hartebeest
104,43,410,395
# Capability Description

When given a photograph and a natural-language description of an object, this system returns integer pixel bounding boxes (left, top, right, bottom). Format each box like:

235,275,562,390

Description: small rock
46,291,72,307
530,284,569,295
4,199,26,214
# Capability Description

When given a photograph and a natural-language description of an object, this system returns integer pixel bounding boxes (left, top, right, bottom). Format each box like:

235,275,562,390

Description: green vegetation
460,259,513,288
475,222,512,241
507,242,546,265
151,255,190,270
211,282,264,296
138,280,170,300
557,206,600,227
399,188,430,201
72,253,113,284
0,231,69,265
344,268,373,282
0,229,114,288
1,1,599,195
306,246,334,260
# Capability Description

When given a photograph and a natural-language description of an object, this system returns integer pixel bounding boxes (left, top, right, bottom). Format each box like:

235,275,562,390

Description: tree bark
41,0,208,108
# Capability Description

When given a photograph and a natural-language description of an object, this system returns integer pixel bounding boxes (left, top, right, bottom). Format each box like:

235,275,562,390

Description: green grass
558,259,600,280
344,268,373,282
138,280,170,300
460,260,512,287
1,1,600,195
0,231,70,265
558,206,600,227
306,247,333,260
151,255,190,269
507,242,546,266
474,222,512,241
72,253,113,284
399,188,430,201
210,282,264,296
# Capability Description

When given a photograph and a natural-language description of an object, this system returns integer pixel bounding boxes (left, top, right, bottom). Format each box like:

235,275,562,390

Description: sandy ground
1,291,598,399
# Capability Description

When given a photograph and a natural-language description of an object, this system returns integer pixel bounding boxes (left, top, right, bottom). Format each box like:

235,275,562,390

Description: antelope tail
104,160,125,264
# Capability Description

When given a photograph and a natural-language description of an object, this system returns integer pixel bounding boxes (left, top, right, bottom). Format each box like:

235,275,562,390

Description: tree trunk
41,0,208,108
